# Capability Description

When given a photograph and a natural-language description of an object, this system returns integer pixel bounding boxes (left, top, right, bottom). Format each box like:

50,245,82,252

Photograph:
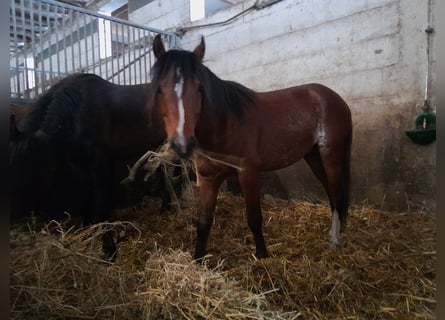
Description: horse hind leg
304,144,350,248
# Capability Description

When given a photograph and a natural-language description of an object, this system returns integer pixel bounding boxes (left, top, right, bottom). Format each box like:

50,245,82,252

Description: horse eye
156,87,162,95
198,85,204,94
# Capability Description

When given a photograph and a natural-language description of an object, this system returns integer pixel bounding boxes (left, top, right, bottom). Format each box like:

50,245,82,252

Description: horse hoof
193,256,206,265
329,242,341,249
102,231,117,263
255,251,269,259
102,253,117,264
193,253,203,260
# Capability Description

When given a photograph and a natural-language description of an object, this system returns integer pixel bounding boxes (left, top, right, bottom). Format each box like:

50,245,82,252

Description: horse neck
195,104,229,149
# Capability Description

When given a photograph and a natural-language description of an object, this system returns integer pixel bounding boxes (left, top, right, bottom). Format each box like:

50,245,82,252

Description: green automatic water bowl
405,113,436,145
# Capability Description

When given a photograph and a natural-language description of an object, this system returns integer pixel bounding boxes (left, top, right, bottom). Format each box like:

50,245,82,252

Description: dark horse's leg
194,175,224,261
92,150,117,262
304,142,351,248
238,168,268,258
159,164,183,214
157,168,173,214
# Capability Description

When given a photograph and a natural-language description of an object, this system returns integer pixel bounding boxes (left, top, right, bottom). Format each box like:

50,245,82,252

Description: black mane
20,73,101,137
150,49,256,119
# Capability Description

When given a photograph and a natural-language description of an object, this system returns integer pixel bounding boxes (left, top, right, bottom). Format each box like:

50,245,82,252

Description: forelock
151,50,201,85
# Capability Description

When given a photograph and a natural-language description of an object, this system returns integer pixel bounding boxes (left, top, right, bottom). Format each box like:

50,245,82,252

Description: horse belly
258,128,316,171
254,94,319,171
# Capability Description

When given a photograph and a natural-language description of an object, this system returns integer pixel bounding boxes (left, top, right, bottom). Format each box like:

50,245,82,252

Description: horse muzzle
169,136,196,158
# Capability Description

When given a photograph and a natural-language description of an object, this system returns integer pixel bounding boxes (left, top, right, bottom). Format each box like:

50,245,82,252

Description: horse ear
193,36,205,62
153,34,166,60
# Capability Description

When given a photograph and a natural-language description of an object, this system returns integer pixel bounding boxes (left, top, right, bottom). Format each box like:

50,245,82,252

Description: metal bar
84,14,88,72
12,66,70,77
105,50,150,82
70,9,75,73
138,28,142,84
116,22,121,84
77,12,82,72
62,6,68,77
11,0,20,97
38,0,46,93
103,18,108,80
107,22,113,81
121,22,125,84
97,18,101,76
148,32,152,83
39,0,177,37
128,25,131,84
54,6,61,79
29,0,37,98
142,32,146,84
46,2,53,84
20,0,28,97
91,17,96,74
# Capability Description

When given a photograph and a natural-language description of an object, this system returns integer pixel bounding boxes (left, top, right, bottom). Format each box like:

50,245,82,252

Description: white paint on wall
190,0,205,21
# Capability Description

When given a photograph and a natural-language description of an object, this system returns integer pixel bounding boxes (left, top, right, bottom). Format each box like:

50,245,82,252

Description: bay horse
10,73,180,260
150,35,352,260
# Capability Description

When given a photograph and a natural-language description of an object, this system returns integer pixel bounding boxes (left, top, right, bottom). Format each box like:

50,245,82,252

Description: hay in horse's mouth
121,143,191,212
124,143,245,181
123,143,246,193
121,143,179,185
121,142,247,214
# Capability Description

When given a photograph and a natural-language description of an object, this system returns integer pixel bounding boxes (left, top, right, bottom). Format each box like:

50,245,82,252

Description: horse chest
195,155,235,180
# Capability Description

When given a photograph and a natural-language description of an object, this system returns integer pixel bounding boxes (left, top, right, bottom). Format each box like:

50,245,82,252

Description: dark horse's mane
150,49,256,119
19,73,102,137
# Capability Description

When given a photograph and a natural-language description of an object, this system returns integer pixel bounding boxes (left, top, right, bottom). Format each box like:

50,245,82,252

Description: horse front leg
194,175,223,261
92,151,113,223
92,150,116,262
238,169,269,259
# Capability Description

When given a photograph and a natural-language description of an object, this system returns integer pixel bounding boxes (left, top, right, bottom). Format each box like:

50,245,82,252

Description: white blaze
174,68,186,150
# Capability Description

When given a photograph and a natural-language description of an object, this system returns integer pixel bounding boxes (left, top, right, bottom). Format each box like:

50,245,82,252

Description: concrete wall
131,0,437,214
130,0,190,31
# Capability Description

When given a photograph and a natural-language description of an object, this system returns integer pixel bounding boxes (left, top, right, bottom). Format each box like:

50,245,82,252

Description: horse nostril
170,137,195,158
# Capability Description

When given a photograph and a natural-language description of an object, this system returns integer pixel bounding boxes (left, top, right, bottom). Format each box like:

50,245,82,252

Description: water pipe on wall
405,0,436,145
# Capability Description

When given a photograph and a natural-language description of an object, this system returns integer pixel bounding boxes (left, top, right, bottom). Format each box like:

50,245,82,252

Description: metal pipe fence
10,0,180,100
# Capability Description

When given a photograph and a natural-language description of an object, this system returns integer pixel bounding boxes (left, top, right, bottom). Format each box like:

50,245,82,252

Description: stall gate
10,0,180,102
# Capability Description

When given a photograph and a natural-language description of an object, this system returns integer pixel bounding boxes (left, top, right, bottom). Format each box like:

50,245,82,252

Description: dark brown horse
10,73,177,260
149,35,352,260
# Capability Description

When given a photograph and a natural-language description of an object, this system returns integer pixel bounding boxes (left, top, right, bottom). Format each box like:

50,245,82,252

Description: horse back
255,83,351,136
212,83,352,171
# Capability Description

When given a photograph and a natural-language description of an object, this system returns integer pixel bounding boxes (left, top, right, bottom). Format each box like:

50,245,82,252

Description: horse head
151,34,206,157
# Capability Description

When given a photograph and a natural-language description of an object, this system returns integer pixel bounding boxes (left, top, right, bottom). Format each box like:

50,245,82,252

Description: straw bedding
10,192,436,319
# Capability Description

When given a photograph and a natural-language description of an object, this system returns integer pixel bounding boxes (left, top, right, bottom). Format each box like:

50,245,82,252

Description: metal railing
10,0,180,100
